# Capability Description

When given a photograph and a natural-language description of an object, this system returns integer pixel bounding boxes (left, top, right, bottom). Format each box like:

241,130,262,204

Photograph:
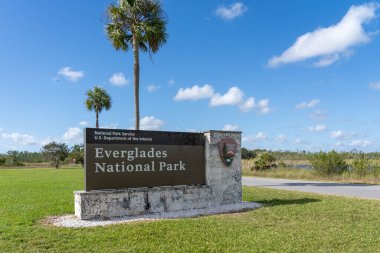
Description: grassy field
1,168,380,252
242,159,380,184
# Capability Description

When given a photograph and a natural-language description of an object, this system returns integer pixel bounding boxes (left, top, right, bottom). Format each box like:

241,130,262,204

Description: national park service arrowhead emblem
218,137,237,167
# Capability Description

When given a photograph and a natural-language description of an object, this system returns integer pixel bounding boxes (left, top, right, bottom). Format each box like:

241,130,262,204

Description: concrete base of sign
76,185,216,220
75,131,242,220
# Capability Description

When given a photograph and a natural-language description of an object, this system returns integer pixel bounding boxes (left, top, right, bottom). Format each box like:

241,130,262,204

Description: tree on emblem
219,138,237,167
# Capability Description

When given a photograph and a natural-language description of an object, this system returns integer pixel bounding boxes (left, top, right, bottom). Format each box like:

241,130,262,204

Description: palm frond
106,23,130,51
85,86,112,114
106,0,167,55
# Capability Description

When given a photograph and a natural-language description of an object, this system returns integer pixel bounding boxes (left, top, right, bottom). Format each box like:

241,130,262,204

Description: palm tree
85,86,112,128
106,0,168,130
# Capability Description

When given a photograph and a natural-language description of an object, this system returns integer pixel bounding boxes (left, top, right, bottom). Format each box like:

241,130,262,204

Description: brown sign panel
84,128,205,191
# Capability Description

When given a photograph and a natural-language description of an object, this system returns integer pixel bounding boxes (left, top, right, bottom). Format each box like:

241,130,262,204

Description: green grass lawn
1,168,380,253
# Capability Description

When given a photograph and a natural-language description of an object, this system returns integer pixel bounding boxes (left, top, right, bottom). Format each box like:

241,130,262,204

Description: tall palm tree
106,0,168,130
85,86,112,128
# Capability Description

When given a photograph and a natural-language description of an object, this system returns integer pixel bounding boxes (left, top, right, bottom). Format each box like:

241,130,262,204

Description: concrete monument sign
75,130,242,220
84,128,205,190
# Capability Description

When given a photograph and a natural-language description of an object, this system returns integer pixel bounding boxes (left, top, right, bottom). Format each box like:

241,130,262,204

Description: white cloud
58,67,84,82
40,137,58,146
147,84,161,92
62,127,82,143
1,133,38,146
222,124,239,131
242,132,267,143
294,138,304,144
309,110,327,121
275,134,288,143
239,97,255,112
268,3,379,67
168,78,175,86
109,73,129,86
215,2,248,21
174,84,215,101
349,139,373,148
295,99,320,109
329,130,354,140
210,86,244,106
257,99,272,114
79,121,88,127
314,54,340,67
140,116,164,131
330,130,344,139
175,84,272,114
308,124,327,132
369,81,380,90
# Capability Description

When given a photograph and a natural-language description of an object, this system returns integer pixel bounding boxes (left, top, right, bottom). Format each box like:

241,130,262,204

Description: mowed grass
1,168,380,252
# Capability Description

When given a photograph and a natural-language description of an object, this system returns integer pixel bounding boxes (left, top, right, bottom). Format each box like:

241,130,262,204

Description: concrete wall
75,131,241,220
204,131,242,205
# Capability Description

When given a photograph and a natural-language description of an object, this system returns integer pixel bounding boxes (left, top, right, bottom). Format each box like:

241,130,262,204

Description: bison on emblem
218,137,237,167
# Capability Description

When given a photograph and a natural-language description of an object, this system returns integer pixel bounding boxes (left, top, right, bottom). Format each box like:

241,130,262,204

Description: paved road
242,177,380,200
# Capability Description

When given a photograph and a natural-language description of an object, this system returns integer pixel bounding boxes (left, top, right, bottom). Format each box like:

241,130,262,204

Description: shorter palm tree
85,86,112,128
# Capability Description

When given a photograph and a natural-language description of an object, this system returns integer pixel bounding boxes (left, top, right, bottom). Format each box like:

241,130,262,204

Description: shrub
241,148,256,160
41,142,69,169
69,144,84,166
373,166,380,177
351,153,372,176
253,152,277,170
310,150,348,175
3,152,24,167
0,156,6,166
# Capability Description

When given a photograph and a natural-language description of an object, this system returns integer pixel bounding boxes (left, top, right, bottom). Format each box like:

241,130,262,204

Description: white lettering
135,164,143,172
151,161,155,171
179,161,186,170
148,148,154,158
126,164,134,172
105,150,112,158
95,148,104,158
107,164,114,173
120,150,127,158
159,162,166,171
139,150,146,158
95,163,105,172
127,150,134,161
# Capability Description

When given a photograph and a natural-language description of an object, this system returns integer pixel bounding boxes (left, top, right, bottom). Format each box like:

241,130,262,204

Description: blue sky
1,0,380,153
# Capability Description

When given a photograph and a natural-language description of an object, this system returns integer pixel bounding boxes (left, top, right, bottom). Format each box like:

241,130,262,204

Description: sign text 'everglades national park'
84,128,205,191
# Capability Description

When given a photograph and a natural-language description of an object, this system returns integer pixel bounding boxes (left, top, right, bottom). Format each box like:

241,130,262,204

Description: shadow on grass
257,198,321,207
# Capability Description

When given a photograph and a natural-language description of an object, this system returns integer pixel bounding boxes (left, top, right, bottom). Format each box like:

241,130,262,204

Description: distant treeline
0,151,48,166
2,147,380,167
0,144,84,167
241,148,380,160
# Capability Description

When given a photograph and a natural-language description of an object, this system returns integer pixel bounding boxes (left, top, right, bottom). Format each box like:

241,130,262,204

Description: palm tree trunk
132,33,140,130
96,110,99,128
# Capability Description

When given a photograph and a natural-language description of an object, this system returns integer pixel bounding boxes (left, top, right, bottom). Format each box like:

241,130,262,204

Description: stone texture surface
75,131,242,220
204,131,242,205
